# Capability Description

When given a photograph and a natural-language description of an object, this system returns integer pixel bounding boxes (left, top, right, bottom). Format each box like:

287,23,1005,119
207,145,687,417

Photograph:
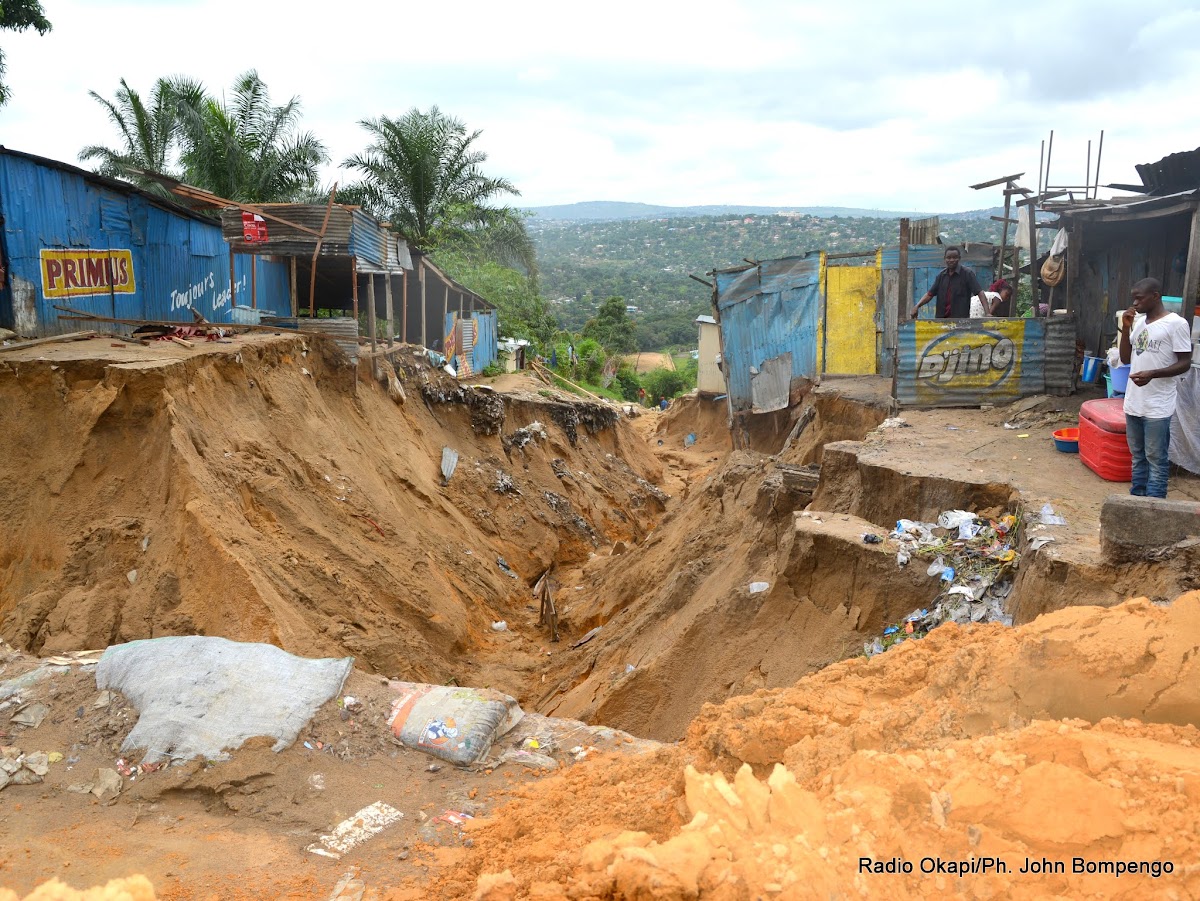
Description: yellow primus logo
915,322,1022,393
40,249,136,299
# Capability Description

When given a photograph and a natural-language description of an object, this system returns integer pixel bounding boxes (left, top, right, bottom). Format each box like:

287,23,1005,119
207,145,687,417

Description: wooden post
401,269,408,344
893,218,910,396
250,254,257,310
309,184,338,318
384,274,395,347
443,280,449,341
366,269,377,355
998,182,1012,287
351,256,359,322
420,260,427,348
1029,199,1040,316
289,257,298,317
1181,205,1200,327
229,247,237,309
458,289,464,321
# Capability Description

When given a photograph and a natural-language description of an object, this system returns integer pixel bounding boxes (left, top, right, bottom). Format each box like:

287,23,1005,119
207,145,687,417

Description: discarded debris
878,417,910,429
748,581,770,594
862,534,883,544
1039,503,1068,526
9,701,49,728
440,447,459,485
491,621,508,632
307,801,404,859
870,509,1021,656
496,557,519,579
387,682,524,766
572,627,601,649
0,748,49,790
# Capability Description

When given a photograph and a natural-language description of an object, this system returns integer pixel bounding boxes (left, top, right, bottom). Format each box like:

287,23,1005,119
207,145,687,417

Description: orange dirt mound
0,877,154,901
419,594,1200,899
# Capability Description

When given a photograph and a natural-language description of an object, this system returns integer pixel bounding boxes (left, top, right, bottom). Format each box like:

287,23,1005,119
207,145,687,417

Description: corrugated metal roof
1056,189,1200,221
0,150,289,336
695,314,716,324
1134,146,1200,196
1043,314,1077,396
0,146,217,224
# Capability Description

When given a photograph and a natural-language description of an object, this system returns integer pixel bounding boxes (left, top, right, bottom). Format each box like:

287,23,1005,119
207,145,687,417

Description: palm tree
343,107,536,278
78,77,203,196
175,70,328,203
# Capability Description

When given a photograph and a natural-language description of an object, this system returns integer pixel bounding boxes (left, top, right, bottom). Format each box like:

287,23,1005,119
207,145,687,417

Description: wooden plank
0,331,96,354
894,218,910,396
351,255,359,322
1181,206,1200,325
366,268,377,356
401,269,408,345
289,257,298,317
826,249,879,260
420,260,427,348
970,172,1025,190
384,274,395,347
169,336,195,349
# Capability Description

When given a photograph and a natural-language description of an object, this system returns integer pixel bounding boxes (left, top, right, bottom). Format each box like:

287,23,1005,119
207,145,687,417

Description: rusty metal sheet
895,318,1046,407
714,252,822,414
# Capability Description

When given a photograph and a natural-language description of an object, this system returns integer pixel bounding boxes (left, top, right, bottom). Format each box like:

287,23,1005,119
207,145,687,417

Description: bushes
642,367,690,401
615,366,642,402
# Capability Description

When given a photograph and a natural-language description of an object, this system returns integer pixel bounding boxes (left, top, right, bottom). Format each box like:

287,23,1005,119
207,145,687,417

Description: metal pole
351,255,359,322
1094,130,1105,196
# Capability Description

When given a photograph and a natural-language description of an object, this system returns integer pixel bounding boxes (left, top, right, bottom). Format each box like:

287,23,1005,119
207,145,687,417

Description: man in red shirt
909,247,990,319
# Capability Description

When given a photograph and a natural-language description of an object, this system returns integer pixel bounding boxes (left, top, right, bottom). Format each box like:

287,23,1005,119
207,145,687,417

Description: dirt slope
0,336,665,696
427,593,1200,900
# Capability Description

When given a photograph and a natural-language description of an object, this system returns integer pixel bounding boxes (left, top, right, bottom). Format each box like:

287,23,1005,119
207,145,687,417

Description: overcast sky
2,0,1197,212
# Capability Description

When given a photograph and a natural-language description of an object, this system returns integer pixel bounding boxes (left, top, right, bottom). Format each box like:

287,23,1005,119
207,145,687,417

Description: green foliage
175,70,328,203
0,0,51,106
615,366,642,402
78,77,204,196
343,107,533,272
581,296,637,354
575,337,605,383
642,366,691,401
481,361,504,377
533,212,1004,351
435,250,556,346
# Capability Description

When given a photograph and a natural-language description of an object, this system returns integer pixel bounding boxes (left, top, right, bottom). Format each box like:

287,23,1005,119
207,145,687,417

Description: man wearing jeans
1119,278,1193,498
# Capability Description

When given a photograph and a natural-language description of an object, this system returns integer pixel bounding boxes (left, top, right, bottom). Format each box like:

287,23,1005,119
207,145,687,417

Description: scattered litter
1039,504,1068,526
9,701,49,728
387,682,523,766
496,557,519,579
572,627,601,649
869,507,1021,657
426,764,443,773
434,810,474,827
342,696,363,713
879,417,910,429
684,432,697,447
440,447,459,485
491,621,508,632
862,534,883,544
307,801,404,859
40,650,103,667
1029,536,1056,551
126,569,138,584
47,751,63,763
1003,422,1019,429
493,470,519,494
326,866,366,901
497,749,558,770
0,748,49,790
748,582,770,594
141,536,150,552
309,773,326,791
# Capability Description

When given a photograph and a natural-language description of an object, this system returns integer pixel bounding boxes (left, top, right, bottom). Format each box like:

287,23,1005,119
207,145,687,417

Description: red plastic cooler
1079,398,1132,482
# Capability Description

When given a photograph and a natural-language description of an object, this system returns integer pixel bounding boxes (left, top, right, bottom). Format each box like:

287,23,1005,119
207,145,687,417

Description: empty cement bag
387,682,523,766
96,636,353,764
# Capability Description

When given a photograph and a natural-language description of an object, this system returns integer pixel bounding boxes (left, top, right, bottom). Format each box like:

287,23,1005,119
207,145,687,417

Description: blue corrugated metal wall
471,309,498,373
715,252,822,414
0,152,290,335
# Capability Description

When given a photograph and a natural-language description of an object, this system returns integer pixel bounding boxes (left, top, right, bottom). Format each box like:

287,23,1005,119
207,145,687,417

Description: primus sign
40,249,135,299
897,319,1045,407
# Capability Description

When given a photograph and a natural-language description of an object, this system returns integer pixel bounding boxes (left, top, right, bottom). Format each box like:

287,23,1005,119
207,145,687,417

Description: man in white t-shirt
1118,277,1193,498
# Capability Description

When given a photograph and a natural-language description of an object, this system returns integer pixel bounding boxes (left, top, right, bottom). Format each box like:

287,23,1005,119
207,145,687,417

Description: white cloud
2,0,1197,211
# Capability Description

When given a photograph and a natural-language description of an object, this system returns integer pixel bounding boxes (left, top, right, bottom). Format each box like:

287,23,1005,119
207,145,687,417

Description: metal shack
0,147,287,337
694,314,725,394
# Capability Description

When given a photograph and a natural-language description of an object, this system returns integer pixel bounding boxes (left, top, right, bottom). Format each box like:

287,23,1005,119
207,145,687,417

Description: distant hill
526,201,1001,222
531,209,1005,351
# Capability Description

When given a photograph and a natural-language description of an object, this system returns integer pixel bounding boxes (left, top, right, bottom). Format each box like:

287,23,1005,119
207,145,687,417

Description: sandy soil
622,352,676,374
4,338,1200,899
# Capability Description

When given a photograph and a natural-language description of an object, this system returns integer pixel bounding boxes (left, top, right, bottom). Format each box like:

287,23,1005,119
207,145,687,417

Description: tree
436,249,555,346
582,296,637,355
0,0,51,106
343,107,535,276
78,77,204,196
175,70,327,203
